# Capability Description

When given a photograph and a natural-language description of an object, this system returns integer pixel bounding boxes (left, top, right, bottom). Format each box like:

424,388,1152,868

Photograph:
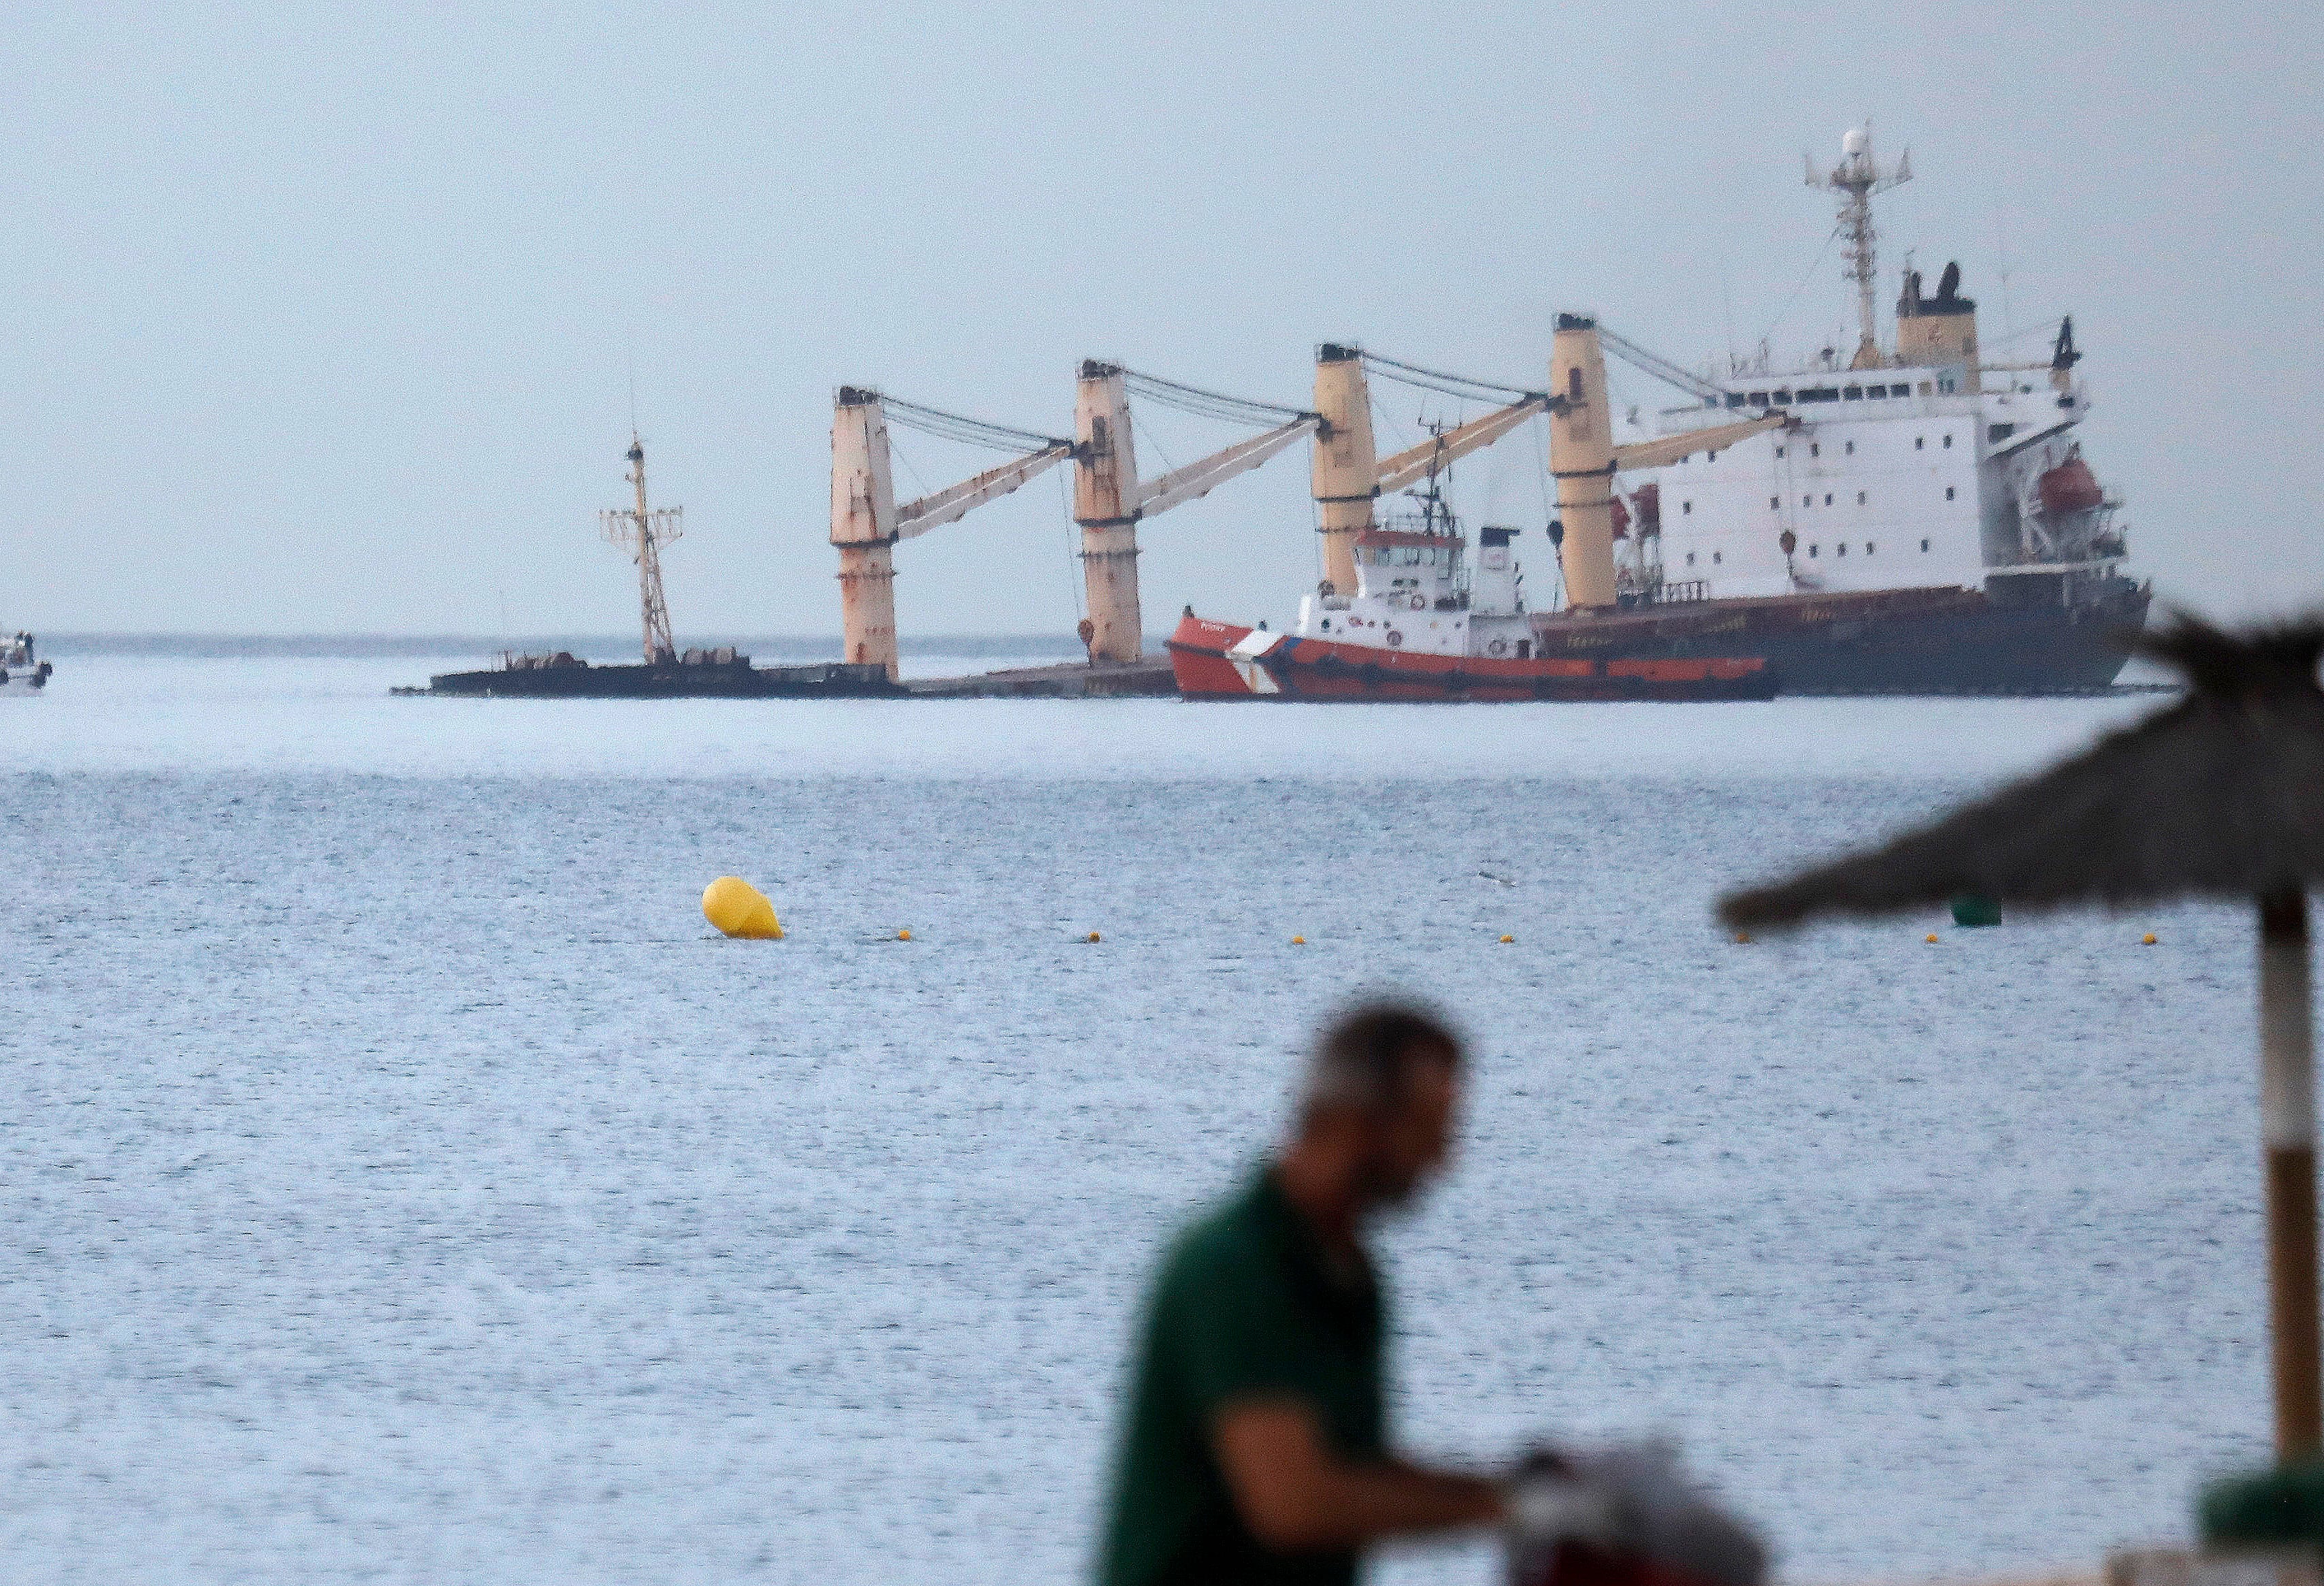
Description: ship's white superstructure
1610,129,2131,620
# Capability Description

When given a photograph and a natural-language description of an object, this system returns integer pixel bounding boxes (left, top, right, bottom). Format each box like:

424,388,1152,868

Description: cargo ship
1534,130,2148,692
1273,130,2148,697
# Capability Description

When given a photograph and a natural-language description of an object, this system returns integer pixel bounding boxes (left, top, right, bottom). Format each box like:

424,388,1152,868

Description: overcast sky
8,1,2319,638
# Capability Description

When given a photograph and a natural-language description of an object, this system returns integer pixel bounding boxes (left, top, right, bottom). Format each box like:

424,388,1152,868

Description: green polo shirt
1098,1165,1387,1586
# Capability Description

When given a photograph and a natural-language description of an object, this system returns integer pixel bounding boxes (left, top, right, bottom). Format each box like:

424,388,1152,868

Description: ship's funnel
831,388,901,679
1895,261,1980,389
1310,344,1377,600
1074,360,1144,664
1548,314,1619,611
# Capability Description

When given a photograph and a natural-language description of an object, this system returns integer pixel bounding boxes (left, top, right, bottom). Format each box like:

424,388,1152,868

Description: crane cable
1594,325,1729,405
873,392,1071,454
1360,351,1547,406
1119,368,1316,429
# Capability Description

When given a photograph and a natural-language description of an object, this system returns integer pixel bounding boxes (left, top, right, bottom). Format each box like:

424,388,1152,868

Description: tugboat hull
1167,614,1777,702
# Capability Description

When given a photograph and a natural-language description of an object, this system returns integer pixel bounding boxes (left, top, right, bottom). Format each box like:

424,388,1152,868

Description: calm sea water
2,652,2278,1585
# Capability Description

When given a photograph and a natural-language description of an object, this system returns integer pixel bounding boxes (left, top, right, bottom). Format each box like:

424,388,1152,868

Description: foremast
602,436,683,665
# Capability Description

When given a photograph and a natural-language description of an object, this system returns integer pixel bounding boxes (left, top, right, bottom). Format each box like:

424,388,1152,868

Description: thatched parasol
1720,615,2324,1458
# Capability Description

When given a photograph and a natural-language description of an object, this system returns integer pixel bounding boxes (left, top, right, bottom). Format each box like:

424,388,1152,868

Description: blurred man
1098,1002,1506,1586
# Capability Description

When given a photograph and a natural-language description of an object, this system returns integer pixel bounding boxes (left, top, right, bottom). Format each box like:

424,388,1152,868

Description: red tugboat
1167,469,1775,702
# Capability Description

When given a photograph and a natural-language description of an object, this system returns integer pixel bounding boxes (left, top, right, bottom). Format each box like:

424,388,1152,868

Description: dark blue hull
1531,577,2153,696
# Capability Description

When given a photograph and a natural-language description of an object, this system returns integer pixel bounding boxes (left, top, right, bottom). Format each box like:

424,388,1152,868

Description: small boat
0,631,51,694
1166,468,1774,702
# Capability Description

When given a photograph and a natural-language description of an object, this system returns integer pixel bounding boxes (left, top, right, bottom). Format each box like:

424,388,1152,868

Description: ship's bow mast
602,434,683,664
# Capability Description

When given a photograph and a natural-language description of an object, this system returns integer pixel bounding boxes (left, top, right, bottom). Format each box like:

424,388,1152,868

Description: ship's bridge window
1843,385,1863,400
1401,547,1422,565
1801,386,1841,402
1725,393,1746,408
1773,390,1793,404
1989,423,2015,442
1748,391,1769,406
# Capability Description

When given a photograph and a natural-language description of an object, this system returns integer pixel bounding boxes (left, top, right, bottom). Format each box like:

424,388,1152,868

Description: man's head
1294,1001,1464,1214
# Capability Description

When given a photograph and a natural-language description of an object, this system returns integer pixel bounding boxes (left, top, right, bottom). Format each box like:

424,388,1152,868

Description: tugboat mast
601,434,683,664
1807,126,1912,370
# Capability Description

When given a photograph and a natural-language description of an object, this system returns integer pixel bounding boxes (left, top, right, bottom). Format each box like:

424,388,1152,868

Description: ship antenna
1807,124,1911,370
601,433,684,664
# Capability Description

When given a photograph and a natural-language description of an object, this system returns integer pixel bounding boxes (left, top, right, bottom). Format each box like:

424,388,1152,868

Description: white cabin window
1837,543,1847,556
1810,443,1820,457
1807,545,1818,557
1774,445,1785,457
1682,500,1692,514
1857,491,1867,504
1943,434,1953,449
1915,436,1925,450
1866,542,1876,554
1769,496,1779,509
1920,538,1931,551
1824,494,1833,506
1945,486,1956,500
1712,551,1722,564
1802,495,1812,508
1845,440,1855,455
1685,552,1696,566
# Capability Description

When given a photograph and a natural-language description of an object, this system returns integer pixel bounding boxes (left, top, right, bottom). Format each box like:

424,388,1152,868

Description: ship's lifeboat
2038,450,2105,515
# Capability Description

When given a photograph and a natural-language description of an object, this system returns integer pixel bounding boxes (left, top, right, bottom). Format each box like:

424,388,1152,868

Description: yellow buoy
1291,935,1305,945
702,876,783,940
1733,930,1752,944
898,928,912,941
1925,933,1940,943
1499,934,1514,943
2143,933,2158,945
1087,930,1102,943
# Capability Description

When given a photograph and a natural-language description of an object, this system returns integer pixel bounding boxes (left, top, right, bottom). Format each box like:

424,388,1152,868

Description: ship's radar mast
1807,126,1912,370
601,434,683,664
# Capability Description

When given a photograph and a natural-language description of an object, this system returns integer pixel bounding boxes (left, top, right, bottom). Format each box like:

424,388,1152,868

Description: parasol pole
2260,888,2320,1459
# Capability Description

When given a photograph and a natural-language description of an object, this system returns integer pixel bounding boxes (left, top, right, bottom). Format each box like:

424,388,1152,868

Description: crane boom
897,442,1073,539
1373,395,1548,495
1610,410,1792,472
1136,415,1319,519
